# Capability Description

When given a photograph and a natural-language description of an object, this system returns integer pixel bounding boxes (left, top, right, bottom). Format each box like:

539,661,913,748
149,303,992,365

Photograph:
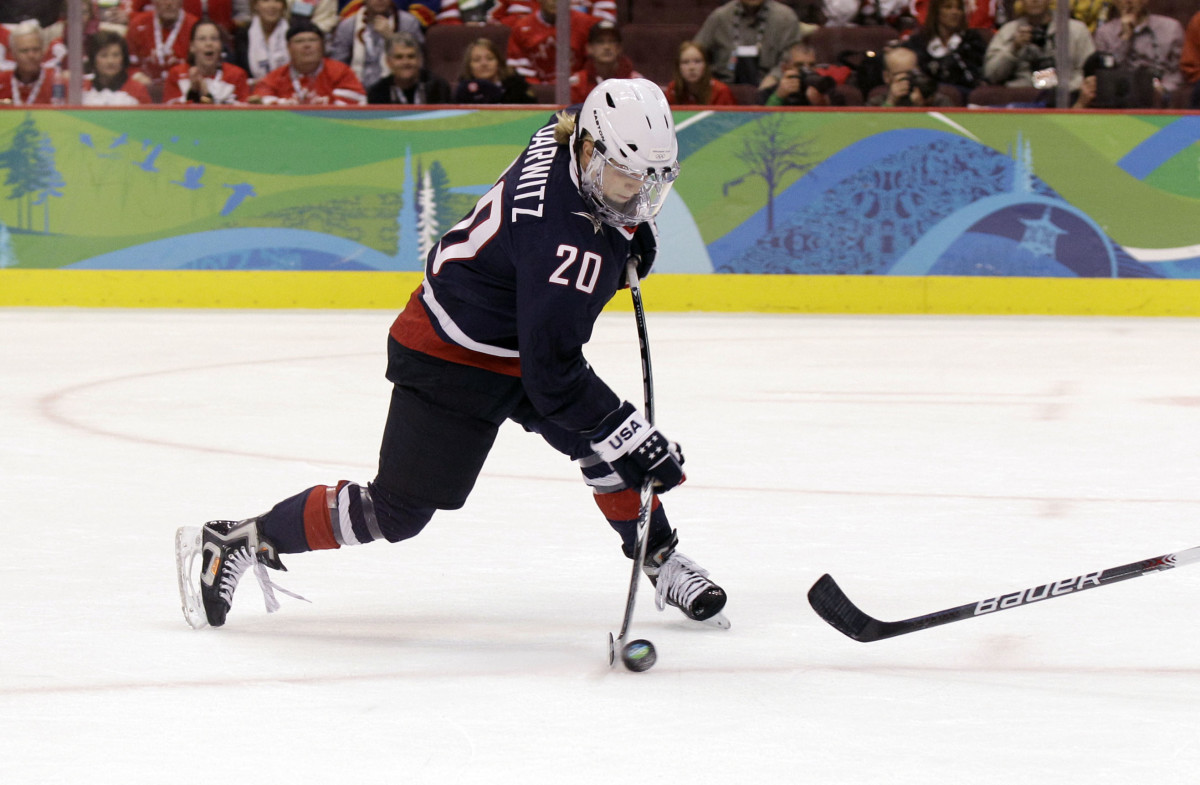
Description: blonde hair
553,110,577,145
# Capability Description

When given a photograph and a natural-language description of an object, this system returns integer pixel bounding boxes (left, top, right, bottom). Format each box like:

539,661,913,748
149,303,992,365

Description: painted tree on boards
416,168,438,261
32,132,65,233
425,161,455,237
413,159,459,263
0,113,45,231
722,114,816,232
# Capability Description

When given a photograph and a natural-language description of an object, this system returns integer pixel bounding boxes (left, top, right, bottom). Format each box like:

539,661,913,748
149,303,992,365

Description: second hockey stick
608,259,656,667
808,545,1200,642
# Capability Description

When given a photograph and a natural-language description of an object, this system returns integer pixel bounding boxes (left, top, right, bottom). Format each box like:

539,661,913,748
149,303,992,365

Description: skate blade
697,612,731,630
175,526,209,630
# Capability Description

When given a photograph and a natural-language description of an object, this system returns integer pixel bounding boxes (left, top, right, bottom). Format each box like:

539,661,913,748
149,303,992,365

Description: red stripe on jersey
302,486,340,551
593,488,661,522
390,286,522,377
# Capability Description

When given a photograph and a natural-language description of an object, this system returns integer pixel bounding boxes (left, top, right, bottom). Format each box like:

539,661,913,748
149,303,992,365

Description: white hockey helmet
575,78,679,227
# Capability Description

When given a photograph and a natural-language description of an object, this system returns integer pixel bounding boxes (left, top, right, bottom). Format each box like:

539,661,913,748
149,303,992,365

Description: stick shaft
610,259,656,662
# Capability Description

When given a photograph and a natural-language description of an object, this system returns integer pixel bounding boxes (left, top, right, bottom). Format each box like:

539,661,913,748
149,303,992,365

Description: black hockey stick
808,545,1200,642
608,259,656,666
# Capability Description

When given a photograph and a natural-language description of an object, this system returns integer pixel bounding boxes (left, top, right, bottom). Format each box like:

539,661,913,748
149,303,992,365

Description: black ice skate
175,519,306,629
643,530,730,629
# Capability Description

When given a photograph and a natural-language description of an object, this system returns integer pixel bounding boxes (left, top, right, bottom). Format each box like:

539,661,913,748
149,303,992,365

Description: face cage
582,153,679,227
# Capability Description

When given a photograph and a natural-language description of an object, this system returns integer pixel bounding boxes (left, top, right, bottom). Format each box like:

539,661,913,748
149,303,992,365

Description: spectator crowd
0,0,1197,108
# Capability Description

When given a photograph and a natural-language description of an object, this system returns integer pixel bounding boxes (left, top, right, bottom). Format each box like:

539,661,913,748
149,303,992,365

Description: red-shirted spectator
250,18,366,104
911,0,997,30
125,0,236,33
487,0,615,26
0,22,60,105
83,29,154,105
163,19,251,103
126,0,198,86
568,21,640,103
664,40,736,106
0,26,12,72
338,0,463,28
507,0,598,84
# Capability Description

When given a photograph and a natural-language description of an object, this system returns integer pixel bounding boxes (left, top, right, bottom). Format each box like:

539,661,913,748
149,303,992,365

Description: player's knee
368,481,436,543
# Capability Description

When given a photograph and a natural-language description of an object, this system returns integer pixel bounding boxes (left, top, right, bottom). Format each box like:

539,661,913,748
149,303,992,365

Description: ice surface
4,308,1200,783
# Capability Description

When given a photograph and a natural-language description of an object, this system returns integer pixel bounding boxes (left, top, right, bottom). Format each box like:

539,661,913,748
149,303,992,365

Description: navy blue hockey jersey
390,112,639,437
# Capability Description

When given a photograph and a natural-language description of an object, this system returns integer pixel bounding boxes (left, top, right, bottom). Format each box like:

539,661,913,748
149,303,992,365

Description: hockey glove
590,401,685,493
622,220,658,287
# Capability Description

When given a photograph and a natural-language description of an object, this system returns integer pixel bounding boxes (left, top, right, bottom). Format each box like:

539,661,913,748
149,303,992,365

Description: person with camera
902,0,985,102
756,41,835,106
1092,0,1184,104
867,45,954,107
984,0,1094,93
330,0,424,88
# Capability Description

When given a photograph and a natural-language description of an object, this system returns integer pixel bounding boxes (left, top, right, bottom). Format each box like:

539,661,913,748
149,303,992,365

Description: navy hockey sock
593,487,673,557
258,481,435,553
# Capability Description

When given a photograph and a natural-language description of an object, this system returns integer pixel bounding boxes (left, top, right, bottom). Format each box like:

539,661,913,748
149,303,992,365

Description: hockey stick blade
808,545,1200,643
807,574,883,641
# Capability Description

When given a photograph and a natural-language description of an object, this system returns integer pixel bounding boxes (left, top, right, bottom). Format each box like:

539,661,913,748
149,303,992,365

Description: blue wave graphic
67,228,411,271
1117,116,1200,179
1144,257,1200,277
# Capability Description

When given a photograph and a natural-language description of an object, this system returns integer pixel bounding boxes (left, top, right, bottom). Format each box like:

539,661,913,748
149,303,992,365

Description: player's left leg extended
177,341,527,629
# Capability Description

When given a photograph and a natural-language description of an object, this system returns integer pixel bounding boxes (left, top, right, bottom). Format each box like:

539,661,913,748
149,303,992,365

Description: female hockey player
176,78,729,634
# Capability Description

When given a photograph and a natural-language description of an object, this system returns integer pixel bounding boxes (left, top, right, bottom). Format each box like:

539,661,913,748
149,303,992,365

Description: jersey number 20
550,245,602,294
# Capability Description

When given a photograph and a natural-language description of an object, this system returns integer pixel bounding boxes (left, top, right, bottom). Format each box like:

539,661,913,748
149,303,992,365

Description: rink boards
5,269,1200,315
1,106,1198,314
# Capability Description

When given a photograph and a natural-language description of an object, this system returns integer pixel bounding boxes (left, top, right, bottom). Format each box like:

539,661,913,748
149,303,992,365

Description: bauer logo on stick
973,572,1102,615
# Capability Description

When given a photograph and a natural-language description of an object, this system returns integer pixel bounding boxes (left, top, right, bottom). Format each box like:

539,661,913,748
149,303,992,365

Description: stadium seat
966,85,1044,107
620,23,701,86
728,82,761,106
807,25,899,67
531,82,559,104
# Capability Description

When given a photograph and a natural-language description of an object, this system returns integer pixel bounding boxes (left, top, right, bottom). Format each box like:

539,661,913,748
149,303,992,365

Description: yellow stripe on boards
3,270,1200,316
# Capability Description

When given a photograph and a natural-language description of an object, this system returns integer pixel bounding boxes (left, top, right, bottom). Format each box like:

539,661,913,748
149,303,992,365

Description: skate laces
218,546,256,607
654,552,713,613
220,545,308,614
252,560,309,613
